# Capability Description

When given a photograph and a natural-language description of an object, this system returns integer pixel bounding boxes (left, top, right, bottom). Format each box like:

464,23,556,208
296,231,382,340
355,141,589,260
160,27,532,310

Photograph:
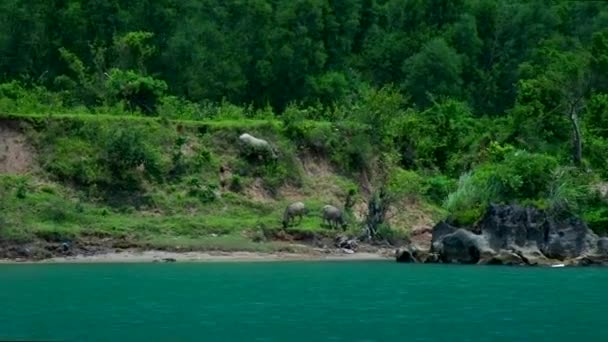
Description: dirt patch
243,177,274,202
300,153,335,177
279,153,346,203
278,184,308,201
352,201,368,221
385,199,437,249
0,121,34,174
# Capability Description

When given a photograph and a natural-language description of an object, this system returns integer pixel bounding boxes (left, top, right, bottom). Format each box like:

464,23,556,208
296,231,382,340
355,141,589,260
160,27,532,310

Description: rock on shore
396,204,608,266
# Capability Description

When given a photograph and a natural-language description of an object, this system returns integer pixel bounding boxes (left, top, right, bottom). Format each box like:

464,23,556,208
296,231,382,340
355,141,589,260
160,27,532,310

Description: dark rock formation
543,215,596,260
395,247,417,263
597,237,608,255
478,204,546,252
479,204,596,260
479,250,526,266
431,222,456,251
396,245,439,263
400,204,608,266
335,235,358,251
436,229,494,264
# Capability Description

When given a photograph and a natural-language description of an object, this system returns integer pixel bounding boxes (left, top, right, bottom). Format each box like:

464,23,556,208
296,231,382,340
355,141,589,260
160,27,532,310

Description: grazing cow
282,201,308,228
322,205,347,230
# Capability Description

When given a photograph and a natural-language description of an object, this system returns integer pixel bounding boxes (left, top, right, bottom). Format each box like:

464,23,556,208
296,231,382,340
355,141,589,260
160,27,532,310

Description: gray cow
282,201,308,228
322,205,347,230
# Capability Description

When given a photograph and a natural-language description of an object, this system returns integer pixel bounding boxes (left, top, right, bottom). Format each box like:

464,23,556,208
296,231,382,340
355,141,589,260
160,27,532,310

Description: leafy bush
484,141,517,163
445,150,560,222
0,81,69,114
450,207,485,227
583,207,608,235
104,126,163,189
387,169,427,202
229,175,244,193
15,178,29,199
105,69,168,115
375,224,410,245
495,150,558,200
39,200,74,224
392,99,476,174
424,175,457,204
585,135,608,178
547,167,595,215
260,164,290,193
215,100,248,120
46,137,107,186
306,71,351,106
444,171,497,217
186,177,218,204
157,96,207,120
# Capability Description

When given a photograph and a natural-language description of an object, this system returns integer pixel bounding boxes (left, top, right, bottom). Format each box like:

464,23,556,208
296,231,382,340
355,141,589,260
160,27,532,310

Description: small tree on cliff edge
516,37,591,168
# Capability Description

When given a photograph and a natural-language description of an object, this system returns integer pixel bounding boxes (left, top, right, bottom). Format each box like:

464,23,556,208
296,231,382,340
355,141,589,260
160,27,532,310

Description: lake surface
0,261,606,342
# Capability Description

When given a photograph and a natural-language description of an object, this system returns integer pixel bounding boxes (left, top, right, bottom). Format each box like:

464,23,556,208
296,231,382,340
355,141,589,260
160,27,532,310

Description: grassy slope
0,112,443,254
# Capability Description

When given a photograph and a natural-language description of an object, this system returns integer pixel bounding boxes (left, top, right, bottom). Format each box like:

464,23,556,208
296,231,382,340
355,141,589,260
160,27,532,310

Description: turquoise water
0,261,606,342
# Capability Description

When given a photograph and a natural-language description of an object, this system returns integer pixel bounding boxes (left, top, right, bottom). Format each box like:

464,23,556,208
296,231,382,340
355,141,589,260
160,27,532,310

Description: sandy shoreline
0,249,394,264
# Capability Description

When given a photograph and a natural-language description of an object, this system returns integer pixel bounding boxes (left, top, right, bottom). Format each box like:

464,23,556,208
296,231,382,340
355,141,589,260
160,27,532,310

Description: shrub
215,100,248,120
39,201,73,223
387,169,427,202
331,123,374,173
444,171,498,214
424,175,457,204
15,178,28,199
105,69,168,115
584,207,608,235
495,150,558,200
260,164,289,193
46,137,106,186
0,81,68,114
157,96,206,120
375,224,410,245
547,167,596,215
186,177,218,204
229,175,244,193
585,135,608,178
445,150,561,223
450,206,485,226
104,126,163,189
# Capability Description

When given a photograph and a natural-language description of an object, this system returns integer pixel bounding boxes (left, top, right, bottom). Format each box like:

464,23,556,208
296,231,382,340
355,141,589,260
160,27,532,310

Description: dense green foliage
1,0,607,245
1,1,606,112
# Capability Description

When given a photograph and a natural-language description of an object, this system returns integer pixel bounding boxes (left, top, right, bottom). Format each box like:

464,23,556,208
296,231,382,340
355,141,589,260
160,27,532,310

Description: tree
517,37,592,166
590,29,608,92
105,69,167,114
402,38,463,108
114,31,156,73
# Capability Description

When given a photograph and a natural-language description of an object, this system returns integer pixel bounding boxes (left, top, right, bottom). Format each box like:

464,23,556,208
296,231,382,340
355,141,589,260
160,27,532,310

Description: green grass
0,111,283,130
0,173,340,249
0,112,442,252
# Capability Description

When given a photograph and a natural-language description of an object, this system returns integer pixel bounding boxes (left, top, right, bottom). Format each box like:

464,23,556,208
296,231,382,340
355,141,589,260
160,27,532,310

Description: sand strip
0,250,394,264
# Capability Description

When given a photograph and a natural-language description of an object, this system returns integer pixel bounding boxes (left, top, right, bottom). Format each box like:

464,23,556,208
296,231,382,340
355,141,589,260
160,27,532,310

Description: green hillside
1,1,608,257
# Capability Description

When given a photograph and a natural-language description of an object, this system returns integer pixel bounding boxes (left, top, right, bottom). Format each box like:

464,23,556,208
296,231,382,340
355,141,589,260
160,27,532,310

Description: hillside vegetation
1,0,608,255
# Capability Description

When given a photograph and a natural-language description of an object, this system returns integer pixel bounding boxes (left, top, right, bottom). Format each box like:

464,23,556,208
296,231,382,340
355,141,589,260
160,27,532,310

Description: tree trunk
365,187,390,240
569,107,583,167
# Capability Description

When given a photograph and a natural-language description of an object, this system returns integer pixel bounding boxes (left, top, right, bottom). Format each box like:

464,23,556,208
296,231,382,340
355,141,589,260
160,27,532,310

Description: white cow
239,133,277,160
